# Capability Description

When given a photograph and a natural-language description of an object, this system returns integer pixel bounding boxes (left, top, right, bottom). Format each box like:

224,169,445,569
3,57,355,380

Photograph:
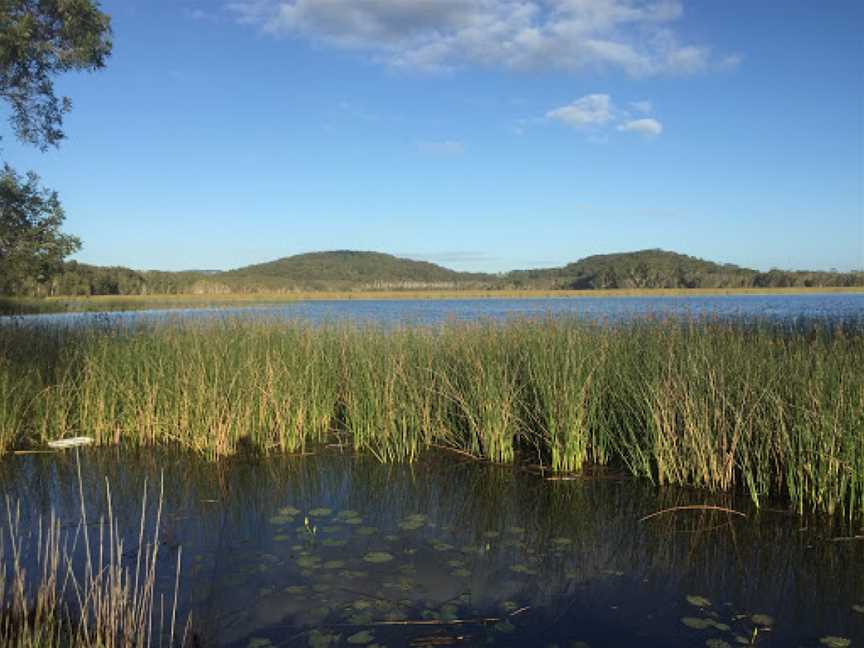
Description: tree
0,0,110,294
1,0,112,150
0,164,79,293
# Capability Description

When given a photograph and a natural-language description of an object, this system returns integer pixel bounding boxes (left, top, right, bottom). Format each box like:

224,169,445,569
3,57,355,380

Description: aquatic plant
0,316,862,518
0,457,185,647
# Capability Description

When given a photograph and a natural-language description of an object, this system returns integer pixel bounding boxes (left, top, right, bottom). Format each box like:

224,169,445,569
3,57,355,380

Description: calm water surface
7,293,864,327
2,450,862,647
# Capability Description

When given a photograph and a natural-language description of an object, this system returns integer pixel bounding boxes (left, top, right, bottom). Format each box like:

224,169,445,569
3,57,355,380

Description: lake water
2,450,862,647
6,292,864,328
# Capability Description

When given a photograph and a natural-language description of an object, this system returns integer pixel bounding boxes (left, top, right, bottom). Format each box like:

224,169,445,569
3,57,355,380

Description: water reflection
1,449,862,647
6,293,864,329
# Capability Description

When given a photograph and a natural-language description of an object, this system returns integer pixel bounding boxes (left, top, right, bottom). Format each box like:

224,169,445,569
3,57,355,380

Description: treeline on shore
8,250,864,298
1,317,861,517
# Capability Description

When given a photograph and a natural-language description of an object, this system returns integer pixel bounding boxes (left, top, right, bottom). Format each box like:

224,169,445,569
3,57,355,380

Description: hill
221,251,493,291
19,249,864,297
504,249,864,290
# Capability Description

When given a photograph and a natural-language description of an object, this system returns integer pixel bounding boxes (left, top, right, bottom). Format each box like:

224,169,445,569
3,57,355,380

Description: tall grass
0,458,185,647
0,316,862,517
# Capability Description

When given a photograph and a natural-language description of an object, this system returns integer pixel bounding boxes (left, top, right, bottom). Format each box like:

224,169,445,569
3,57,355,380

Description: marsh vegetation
1,316,861,518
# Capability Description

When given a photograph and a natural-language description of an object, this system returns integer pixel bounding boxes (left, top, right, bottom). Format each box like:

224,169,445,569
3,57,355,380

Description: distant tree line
6,249,863,297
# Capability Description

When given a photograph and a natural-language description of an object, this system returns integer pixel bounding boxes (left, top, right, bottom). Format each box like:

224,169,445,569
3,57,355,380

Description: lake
2,449,862,647
6,292,864,328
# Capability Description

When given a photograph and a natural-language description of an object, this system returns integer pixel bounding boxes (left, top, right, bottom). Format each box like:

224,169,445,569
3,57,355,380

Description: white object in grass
47,436,94,449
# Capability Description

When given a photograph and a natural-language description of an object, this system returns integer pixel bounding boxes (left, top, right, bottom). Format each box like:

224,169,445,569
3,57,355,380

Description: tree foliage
0,163,79,293
0,0,110,295
0,0,112,150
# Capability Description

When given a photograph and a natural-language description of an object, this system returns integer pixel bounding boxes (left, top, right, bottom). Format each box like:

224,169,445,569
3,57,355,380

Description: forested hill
20,249,864,297
222,251,493,290
36,251,494,296
503,249,864,290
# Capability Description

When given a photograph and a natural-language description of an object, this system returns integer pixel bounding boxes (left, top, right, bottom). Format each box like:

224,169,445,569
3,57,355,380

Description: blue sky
3,1,862,273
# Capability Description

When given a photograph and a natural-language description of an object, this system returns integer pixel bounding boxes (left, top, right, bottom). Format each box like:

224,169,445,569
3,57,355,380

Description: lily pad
681,617,714,630
296,556,321,569
357,526,378,536
247,639,273,648
364,552,394,564
308,630,340,648
309,508,333,517
268,515,293,525
705,640,732,648
399,514,427,531
687,595,712,608
347,630,375,645
853,604,864,614
279,506,301,516
552,537,572,547
750,614,774,627
510,564,537,575
819,638,851,648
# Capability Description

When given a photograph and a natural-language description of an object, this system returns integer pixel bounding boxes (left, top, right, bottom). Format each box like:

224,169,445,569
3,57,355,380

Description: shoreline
2,285,863,316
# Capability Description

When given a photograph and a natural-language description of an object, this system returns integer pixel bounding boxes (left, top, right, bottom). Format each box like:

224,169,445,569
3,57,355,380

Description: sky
2,0,863,273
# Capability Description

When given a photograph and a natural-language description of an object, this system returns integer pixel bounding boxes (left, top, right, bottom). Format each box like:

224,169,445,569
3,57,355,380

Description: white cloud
546,94,614,127
225,0,735,76
629,99,653,113
416,140,465,156
617,117,663,136
547,95,663,138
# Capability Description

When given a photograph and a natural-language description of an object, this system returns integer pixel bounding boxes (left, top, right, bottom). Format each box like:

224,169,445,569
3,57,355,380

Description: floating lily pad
347,630,375,645
285,585,307,595
399,514,427,531
357,526,378,536
552,537,572,547
364,552,394,564
452,568,471,578
483,531,500,539
308,630,340,648
343,517,363,525
296,556,321,569
268,515,293,525
853,604,864,614
510,564,537,575
705,640,732,648
819,638,851,648
279,506,301,516
338,510,361,519
681,617,714,630
309,508,333,517
324,560,346,569
431,540,454,551
322,538,348,548
247,639,273,648
687,595,712,608
273,534,290,542
751,614,774,627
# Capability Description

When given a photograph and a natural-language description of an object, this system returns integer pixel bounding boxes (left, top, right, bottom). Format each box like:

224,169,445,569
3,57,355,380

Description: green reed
0,316,862,517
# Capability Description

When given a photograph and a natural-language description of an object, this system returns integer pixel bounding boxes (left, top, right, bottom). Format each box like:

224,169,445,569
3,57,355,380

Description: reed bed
0,459,185,647
0,316,862,517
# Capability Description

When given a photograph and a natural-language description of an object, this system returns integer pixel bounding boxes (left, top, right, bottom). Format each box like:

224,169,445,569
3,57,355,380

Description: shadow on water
1,448,862,647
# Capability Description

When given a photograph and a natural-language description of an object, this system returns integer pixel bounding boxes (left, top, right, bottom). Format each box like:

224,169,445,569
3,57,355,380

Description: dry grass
0,455,185,647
